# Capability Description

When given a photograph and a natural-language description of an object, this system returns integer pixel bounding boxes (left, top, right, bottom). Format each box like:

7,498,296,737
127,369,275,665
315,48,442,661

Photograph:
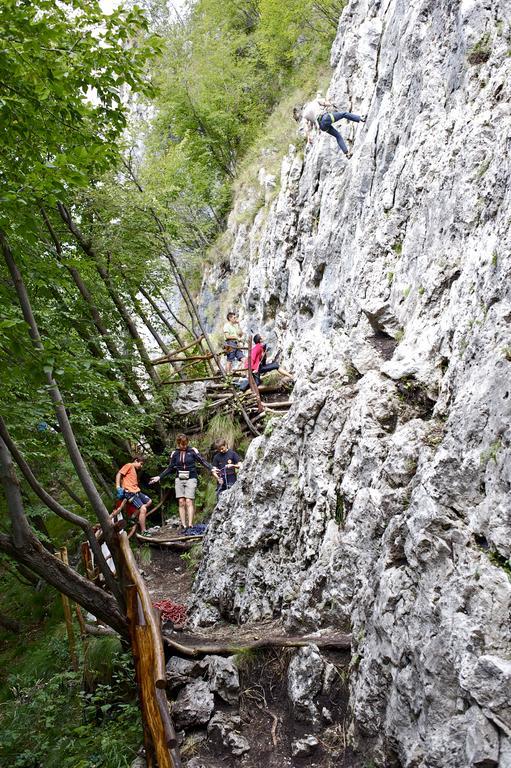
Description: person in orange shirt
115,456,152,535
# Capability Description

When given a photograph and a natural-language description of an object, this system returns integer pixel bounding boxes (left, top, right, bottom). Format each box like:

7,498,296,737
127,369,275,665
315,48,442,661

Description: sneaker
360,115,367,123
346,151,353,159
140,530,151,537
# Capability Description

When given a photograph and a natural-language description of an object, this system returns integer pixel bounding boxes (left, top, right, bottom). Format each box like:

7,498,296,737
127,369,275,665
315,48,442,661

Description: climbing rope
154,599,188,625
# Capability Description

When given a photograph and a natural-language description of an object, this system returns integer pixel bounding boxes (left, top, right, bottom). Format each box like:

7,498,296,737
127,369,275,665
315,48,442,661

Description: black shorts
226,340,244,362
125,491,150,510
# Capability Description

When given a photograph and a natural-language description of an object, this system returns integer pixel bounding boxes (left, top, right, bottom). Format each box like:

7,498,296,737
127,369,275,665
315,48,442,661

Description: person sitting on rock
149,434,219,530
223,311,244,374
296,91,366,158
115,455,152,536
212,438,243,496
249,334,293,386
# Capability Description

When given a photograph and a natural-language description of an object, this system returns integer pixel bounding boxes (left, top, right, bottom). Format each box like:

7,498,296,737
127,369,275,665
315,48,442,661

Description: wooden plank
136,532,204,545
160,375,224,385
136,625,170,765
166,354,213,363
119,533,166,688
163,632,352,657
56,548,78,671
151,335,205,364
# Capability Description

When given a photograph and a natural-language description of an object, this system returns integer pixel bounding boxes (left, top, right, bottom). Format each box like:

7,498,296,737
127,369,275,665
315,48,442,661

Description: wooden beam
160,376,224,385
151,335,205,365
163,632,352,657
119,533,167,689
56,547,78,671
165,355,213,363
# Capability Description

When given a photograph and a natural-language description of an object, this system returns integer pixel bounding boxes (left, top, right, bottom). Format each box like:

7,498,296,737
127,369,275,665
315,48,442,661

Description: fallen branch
85,622,119,638
163,632,352,657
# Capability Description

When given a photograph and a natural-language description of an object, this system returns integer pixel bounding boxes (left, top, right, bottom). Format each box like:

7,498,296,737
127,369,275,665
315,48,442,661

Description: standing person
149,435,219,530
115,456,152,536
212,438,243,497
223,311,244,374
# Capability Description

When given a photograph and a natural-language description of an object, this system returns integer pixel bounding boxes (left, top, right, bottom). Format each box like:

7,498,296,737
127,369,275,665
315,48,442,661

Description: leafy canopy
0,0,160,232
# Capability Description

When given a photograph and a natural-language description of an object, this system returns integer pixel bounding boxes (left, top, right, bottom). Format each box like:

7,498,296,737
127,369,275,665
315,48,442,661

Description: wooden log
250,412,267,424
151,335,204,364
264,400,292,408
119,533,167,689
136,532,204,545
160,376,224,385
155,687,178,749
85,622,119,638
163,632,352,657
56,547,78,671
165,354,213,363
137,625,173,766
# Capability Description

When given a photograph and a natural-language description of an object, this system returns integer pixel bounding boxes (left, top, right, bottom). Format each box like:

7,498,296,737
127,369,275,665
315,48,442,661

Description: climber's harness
318,112,336,130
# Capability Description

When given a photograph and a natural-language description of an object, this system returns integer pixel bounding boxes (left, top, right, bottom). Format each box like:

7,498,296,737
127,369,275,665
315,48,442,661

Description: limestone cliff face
192,1,511,765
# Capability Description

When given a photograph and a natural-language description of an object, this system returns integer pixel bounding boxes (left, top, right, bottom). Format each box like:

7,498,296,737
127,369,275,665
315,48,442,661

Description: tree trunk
96,262,161,386
0,421,121,600
43,208,150,408
129,289,171,356
0,440,126,636
56,203,161,388
0,232,119,557
139,286,184,347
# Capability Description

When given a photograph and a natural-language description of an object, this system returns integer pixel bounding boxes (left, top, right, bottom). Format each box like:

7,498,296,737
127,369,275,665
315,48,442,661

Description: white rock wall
193,0,511,765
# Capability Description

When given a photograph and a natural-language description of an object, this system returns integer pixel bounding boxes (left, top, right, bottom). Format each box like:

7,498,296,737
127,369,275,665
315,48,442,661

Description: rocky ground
139,543,365,768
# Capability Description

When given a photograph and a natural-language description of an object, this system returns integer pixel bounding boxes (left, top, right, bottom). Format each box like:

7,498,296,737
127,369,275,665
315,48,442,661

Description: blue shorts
125,491,150,510
226,341,244,362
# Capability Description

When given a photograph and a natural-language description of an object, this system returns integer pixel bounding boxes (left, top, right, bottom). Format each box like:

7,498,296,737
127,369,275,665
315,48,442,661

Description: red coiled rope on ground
154,599,188,625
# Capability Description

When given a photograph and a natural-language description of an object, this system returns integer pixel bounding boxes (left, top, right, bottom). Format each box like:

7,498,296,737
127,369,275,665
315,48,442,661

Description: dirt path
136,538,364,768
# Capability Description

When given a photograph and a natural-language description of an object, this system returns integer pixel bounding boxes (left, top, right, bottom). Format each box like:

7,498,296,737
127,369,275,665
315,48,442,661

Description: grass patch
480,439,502,467
467,33,491,65
181,543,203,575
204,412,244,451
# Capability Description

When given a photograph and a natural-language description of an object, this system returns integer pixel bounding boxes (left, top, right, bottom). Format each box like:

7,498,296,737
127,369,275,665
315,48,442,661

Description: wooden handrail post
56,547,78,671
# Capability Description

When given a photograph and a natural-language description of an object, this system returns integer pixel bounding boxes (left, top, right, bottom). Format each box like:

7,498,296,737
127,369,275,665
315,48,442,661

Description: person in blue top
150,434,219,529
212,438,243,497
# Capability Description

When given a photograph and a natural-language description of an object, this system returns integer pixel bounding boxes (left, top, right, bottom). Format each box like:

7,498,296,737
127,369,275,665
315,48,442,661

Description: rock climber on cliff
295,91,366,158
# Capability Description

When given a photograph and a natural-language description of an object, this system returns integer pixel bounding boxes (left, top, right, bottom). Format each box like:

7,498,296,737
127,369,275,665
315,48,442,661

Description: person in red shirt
115,456,152,535
244,334,293,385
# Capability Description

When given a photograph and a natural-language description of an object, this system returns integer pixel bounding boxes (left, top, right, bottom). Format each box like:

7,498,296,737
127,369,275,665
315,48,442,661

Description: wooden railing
119,533,181,768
